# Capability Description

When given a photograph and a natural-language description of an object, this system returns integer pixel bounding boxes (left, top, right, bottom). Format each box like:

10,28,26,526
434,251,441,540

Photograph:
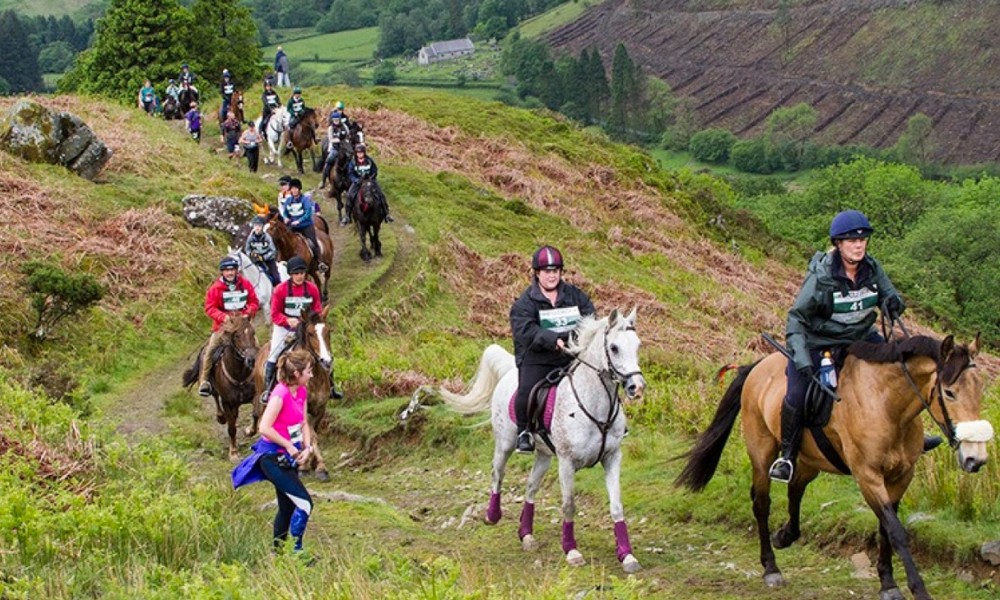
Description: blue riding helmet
219,256,239,270
329,110,342,122
830,210,874,240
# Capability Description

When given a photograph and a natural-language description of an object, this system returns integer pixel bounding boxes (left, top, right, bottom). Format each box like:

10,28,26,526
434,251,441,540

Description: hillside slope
547,0,1000,164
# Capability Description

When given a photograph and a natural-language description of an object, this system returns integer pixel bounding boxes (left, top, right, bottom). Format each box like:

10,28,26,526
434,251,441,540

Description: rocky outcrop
0,99,111,179
982,540,1000,566
181,195,256,245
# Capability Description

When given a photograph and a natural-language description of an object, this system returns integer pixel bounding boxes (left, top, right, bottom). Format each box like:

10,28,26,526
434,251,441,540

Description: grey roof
424,38,474,56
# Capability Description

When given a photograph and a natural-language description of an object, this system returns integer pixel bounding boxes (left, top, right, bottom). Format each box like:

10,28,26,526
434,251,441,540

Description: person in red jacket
199,255,260,396
261,256,342,402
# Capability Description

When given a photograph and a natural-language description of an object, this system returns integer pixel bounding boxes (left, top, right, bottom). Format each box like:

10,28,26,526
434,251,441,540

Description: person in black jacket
509,245,596,453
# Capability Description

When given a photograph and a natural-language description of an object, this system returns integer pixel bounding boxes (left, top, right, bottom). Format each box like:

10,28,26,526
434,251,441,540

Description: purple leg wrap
562,521,577,553
485,492,502,524
614,520,633,562
518,502,535,539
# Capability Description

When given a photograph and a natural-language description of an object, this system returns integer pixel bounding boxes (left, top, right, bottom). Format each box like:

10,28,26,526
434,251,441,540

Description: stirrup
769,458,794,483
516,430,535,454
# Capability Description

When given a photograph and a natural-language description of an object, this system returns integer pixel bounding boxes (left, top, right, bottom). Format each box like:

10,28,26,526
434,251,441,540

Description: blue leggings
259,454,312,550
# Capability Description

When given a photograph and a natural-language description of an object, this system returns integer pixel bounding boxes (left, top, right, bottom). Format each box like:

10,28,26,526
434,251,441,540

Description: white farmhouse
417,38,475,65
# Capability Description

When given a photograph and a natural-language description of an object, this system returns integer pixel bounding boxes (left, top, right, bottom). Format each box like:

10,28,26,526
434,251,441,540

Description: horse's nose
626,376,646,399
321,359,332,371
962,455,986,473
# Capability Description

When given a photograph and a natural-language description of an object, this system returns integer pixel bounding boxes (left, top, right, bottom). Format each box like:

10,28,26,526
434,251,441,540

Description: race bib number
831,286,878,324
539,306,582,333
287,203,304,217
284,296,310,317
357,164,371,176
222,289,248,311
288,423,303,447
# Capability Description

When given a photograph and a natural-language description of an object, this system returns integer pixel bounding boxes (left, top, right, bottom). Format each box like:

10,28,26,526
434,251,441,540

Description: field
0,0,98,17
546,0,1000,164
0,88,997,598
262,27,380,76
518,0,601,39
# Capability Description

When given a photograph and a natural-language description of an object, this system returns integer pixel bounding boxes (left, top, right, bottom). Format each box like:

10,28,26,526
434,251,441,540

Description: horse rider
335,100,363,142
344,143,394,225
285,86,307,147
137,79,157,115
220,69,237,120
277,174,292,205
245,216,280,285
198,256,260,396
179,79,200,113
259,78,282,135
179,62,197,92
260,256,343,402
769,210,940,483
279,178,323,272
319,111,350,190
509,245,595,453
165,78,181,102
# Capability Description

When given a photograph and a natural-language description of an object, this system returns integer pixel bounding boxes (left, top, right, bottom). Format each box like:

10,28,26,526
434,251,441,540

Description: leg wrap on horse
518,502,535,539
486,492,502,524
614,520,633,562
561,521,577,553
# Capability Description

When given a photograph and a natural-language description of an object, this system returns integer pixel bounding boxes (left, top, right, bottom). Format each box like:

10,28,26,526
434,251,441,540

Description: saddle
802,347,846,427
508,368,565,452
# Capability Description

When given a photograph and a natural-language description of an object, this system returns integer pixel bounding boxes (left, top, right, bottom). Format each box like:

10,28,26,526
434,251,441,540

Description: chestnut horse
266,213,332,302
182,315,258,461
286,108,320,174
676,334,993,600
250,308,334,481
352,176,387,261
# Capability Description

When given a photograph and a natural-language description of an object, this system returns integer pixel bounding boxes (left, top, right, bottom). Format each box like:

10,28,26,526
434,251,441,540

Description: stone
981,540,1000,566
0,99,111,180
181,194,256,243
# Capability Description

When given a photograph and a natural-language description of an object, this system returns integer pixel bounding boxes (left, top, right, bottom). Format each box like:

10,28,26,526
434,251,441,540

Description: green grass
0,0,97,17
263,27,379,71
518,0,600,38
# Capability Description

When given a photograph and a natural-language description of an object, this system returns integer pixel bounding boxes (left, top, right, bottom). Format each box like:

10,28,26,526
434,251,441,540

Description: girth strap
808,426,851,475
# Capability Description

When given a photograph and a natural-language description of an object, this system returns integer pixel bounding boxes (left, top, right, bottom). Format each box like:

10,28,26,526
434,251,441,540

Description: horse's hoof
229,452,241,463
763,572,784,588
879,589,905,600
771,527,799,549
622,554,642,574
243,426,254,437
315,469,330,482
521,534,537,551
566,549,586,567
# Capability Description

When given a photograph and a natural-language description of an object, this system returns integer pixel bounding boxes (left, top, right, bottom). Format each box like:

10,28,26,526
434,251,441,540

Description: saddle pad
508,386,558,432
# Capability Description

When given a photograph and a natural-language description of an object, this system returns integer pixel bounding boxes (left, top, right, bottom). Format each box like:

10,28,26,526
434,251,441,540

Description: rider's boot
197,333,223,396
259,361,277,404
516,427,535,454
769,400,803,483
923,433,944,452
320,163,331,189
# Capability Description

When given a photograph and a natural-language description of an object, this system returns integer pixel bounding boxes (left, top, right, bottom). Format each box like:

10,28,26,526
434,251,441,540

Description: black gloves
884,296,904,320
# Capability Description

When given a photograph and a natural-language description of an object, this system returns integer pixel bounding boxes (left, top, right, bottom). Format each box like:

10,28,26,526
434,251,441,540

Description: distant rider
279,179,322,271
198,256,260,396
320,111,350,190
165,79,181,101
244,215,280,285
260,78,282,135
179,63,197,92
344,143,393,224
220,69,236,120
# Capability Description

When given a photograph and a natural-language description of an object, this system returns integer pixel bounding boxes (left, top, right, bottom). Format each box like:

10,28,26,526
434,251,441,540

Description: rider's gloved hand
884,296,904,320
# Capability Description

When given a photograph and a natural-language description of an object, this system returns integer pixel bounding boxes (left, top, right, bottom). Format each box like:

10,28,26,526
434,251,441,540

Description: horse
255,106,286,167
675,334,993,600
251,308,334,481
266,213,333,302
162,95,182,120
285,108,320,174
352,176,387,262
323,137,353,223
182,315,258,461
228,248,288,324
437,308,647,573
178,88,198,115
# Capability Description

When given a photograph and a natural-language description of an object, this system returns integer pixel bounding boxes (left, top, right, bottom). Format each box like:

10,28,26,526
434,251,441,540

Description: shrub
21,260,104,340
689,128,736,163
729,137,775,174
372,61,397,86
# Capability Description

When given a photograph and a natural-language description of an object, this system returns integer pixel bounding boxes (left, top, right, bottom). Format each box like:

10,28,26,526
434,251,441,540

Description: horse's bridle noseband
899,354,972,450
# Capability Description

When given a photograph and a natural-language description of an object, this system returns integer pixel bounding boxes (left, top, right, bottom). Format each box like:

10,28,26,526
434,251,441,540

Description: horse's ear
320,304,330,320
969,332,981,358
940,335,955,364
626,306,637,325
608,308,620,327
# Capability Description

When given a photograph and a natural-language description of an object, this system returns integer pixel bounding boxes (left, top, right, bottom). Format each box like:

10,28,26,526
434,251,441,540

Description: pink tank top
269,382,307,447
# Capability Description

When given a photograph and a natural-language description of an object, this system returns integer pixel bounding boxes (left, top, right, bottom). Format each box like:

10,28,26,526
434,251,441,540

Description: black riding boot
329,371,343,400
923,433,943,452
516,427,535,453
259,362,276,404
320,163,331,189
769,401,803,483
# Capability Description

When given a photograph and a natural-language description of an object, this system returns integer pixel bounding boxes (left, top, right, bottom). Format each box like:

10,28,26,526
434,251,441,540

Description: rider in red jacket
199,256,260,396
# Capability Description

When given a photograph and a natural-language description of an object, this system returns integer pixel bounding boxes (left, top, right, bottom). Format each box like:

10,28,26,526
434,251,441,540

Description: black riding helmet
287,256,307,273
278,175,292,186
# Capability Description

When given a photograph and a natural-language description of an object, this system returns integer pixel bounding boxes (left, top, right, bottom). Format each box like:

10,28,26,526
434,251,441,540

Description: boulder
182,194,255,245
982,540,1000,566
0,99,111,180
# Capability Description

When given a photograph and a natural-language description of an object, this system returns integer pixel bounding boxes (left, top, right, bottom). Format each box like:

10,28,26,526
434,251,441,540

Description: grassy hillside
263,27,379,77
518,0,601,38
0,0,100,18
0,89,998,598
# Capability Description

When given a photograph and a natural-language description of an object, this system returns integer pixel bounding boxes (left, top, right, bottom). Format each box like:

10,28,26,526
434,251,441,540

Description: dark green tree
190,0,263,90
22,260,104,340
582,47,609,124
0,11,44,93
63,0,193,103
608,43,640,136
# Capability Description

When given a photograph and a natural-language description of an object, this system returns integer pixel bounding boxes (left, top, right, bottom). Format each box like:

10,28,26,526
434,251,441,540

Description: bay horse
251,308,334,481
162,95,182,120
266,213,332,302
178,87,198,115
437,309,646,573
255,106,286,167
286,108,320,174
182,315,258,461
323,137,353,224
675,334,993,600
352,176,387,261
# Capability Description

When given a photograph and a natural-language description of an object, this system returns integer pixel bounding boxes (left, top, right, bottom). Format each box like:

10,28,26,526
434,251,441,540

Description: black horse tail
674,360,760,492
181,346,205,389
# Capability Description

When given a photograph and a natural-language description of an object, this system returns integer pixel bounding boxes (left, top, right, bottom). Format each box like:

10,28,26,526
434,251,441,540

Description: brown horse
250,308,334,481
323,137,353,224
352,176,387,261
676,334,992,600
266,213,333,302
286,108,320,174
182,315,258,461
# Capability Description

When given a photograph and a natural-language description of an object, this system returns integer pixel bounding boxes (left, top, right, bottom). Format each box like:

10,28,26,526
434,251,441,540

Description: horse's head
931,334,993,472
568,307,646,400
221,314,258,368
295,307,332,371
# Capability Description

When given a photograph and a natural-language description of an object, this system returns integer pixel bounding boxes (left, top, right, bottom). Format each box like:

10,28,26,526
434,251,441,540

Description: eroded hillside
548,0,1000,163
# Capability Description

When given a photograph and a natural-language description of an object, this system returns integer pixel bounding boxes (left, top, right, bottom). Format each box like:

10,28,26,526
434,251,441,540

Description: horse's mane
294,309,323,347
846,335,940,364
220,314,248,335
566,314,607,354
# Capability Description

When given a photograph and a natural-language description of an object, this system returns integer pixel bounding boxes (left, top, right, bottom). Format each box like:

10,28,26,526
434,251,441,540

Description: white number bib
539,306,582,333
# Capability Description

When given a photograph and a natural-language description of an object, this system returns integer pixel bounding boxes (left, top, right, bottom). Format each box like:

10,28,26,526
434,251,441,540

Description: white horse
438,308,646,573
254,106,287,167
228,248,287,323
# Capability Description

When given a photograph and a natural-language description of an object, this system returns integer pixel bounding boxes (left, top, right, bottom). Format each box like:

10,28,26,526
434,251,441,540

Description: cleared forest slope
547,0,1000,164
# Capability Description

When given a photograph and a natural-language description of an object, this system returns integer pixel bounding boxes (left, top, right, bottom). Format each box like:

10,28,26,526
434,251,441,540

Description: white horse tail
439,344,515,415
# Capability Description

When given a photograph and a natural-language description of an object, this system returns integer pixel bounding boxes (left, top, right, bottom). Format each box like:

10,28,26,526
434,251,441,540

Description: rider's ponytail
276,349,312,384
